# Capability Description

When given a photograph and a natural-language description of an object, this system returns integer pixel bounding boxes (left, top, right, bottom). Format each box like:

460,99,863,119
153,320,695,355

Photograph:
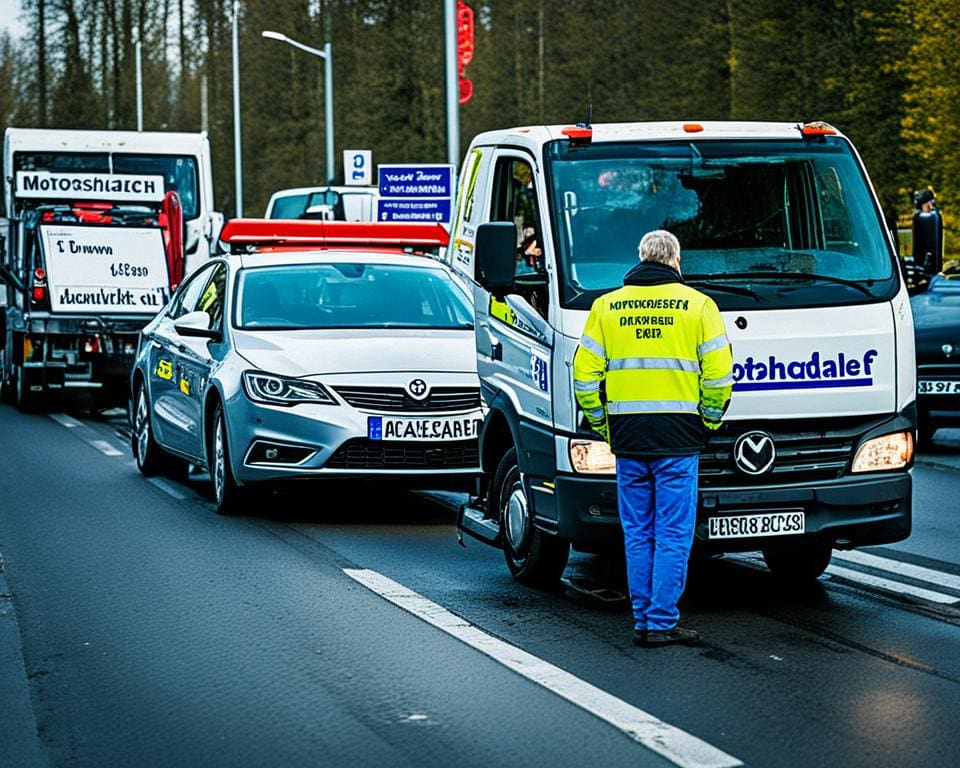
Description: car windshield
236,262,474,330
14,151,201,219
545,137,899,310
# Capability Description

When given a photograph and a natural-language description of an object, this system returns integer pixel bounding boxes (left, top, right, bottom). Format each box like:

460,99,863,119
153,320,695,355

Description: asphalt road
2,404,959,768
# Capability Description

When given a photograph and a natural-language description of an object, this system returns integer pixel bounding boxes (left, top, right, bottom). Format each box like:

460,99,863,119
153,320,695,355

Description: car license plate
918,379,960,395
368,413,482,442
707,510,805,540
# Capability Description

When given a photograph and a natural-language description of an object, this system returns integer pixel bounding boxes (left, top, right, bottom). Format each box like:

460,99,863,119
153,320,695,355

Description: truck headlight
242,371,336,406
569,439,616,474
851,431,913,473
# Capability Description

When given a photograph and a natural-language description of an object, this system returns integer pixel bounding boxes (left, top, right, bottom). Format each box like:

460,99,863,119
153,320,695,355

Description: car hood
232,328,476,376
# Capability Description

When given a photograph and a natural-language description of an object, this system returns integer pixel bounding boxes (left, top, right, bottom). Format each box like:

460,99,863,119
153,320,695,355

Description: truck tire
494,448,569,589
132,384,172,476
762,541,832,582
210,403,246,516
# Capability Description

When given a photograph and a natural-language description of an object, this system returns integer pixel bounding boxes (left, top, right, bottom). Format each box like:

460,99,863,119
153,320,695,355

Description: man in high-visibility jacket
573,230,733,647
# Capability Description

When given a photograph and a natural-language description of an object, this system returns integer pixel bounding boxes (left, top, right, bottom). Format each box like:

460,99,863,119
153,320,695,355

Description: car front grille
324,439,480,470
333,386,481,412
700,420,860,487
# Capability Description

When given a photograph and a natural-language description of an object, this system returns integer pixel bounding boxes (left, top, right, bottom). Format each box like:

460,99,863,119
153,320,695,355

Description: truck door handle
491,341,503,361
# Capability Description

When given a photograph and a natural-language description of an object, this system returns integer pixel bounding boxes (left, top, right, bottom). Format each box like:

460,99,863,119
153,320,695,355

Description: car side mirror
174,310,220,340
476,222,518,297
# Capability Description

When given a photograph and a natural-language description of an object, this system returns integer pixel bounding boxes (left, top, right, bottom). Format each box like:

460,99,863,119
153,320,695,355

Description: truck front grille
700,419,862,486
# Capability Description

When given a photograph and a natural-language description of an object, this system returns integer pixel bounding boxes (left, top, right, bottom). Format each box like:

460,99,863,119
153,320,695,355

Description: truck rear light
84,336,101,354
23,337,42,362
34,267,46,281
32,286,46,302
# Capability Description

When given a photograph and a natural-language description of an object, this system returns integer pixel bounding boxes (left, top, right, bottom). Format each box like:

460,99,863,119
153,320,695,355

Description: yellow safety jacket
573,263,733,456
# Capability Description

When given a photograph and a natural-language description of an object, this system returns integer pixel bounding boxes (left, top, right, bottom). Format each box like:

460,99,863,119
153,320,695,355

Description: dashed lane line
147,476,189,501
344,568,742,768
49,413,125,458
832,550,960,594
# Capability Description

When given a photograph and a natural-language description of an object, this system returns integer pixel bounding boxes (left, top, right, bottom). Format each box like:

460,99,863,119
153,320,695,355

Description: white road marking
91,440,123,457
826,564,959,605
49,413,81,428
147,477,189,501
344,568,742,768
832,550,960,594
50,413,124,457
727,553,960,606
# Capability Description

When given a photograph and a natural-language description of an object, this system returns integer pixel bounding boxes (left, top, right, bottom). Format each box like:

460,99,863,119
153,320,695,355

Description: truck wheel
210,404,246,516
494,448,569,588
762,541,832,582
133,384,170,476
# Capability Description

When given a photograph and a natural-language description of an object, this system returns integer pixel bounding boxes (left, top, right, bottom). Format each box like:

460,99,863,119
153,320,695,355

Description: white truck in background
450,120,915,587
0,128,222,409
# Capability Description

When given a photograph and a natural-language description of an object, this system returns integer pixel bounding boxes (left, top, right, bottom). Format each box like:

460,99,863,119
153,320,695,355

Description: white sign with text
343,150,373,186
41,226,171,314
17,171,167,202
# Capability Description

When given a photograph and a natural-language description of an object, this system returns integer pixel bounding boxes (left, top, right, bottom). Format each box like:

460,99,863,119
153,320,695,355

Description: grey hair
638,230,680,266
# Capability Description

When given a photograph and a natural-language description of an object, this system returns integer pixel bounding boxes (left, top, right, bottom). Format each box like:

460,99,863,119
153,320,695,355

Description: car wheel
494,447,569,588
211,403,246,516
133,384,169,476
762,541,832,582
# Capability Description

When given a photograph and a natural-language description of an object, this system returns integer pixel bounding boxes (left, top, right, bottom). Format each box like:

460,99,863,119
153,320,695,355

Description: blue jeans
616,455,699,632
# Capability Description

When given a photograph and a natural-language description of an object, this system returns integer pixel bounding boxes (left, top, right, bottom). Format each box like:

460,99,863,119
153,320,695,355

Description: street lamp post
262,30,335,186
135,36,143,131
232,1,243,217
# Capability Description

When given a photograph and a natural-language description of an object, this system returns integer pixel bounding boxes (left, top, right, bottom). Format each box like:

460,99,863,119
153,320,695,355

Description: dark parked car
911,273,960,443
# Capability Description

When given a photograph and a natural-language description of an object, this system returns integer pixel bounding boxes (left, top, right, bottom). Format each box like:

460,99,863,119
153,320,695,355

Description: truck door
148,263,215,452
481,152,554,425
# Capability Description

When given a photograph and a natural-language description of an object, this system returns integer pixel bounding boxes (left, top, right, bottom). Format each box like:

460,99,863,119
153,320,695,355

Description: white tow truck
449,120,915,586
1,128,222,408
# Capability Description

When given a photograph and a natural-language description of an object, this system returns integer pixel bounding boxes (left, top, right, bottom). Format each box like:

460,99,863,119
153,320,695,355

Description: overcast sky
1,0,28,40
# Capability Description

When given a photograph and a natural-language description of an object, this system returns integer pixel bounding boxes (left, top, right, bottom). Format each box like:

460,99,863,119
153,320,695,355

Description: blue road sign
377,198,452,223
378,165,455,198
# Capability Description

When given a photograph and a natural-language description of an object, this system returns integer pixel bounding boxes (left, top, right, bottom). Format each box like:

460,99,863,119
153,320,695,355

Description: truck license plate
707,510,805,540
368,413,482,442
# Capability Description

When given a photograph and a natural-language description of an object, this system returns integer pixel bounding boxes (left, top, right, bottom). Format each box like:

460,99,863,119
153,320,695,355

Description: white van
450,121,915,586
264,186,379,222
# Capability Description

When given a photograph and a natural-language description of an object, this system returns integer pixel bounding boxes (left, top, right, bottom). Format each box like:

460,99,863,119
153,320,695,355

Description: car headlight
851,431,913,473
569,439,616,474
242,371,336,406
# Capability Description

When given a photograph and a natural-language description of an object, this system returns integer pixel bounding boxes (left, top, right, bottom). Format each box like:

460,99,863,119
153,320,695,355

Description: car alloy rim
214,418,225,503
136,391,150,462
503,475,530,555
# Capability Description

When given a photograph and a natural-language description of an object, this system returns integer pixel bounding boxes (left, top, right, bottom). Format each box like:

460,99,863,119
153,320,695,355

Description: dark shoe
632,629,647,646
641,626,700,647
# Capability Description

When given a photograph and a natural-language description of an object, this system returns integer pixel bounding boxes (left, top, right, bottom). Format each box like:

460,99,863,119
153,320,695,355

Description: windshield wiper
684,278,762,300
712,270,878,298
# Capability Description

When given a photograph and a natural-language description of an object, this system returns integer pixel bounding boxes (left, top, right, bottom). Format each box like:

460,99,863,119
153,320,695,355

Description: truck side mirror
912,211,942,276
476,222,517,297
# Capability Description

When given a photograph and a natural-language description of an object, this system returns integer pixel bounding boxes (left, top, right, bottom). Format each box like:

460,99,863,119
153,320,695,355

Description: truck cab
450,121,915,586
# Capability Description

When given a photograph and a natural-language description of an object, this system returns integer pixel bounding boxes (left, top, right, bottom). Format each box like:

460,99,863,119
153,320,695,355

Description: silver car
129,249,481,514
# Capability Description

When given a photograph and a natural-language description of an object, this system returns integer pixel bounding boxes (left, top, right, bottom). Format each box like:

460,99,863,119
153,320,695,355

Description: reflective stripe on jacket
573,265,733,456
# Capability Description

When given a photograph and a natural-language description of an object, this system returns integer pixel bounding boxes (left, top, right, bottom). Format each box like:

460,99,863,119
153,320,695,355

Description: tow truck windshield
545,137,899,310
13,151,200,219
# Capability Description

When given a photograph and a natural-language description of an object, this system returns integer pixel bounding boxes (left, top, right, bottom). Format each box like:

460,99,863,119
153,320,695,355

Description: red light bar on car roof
800,121,838,137
219,219,450,251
